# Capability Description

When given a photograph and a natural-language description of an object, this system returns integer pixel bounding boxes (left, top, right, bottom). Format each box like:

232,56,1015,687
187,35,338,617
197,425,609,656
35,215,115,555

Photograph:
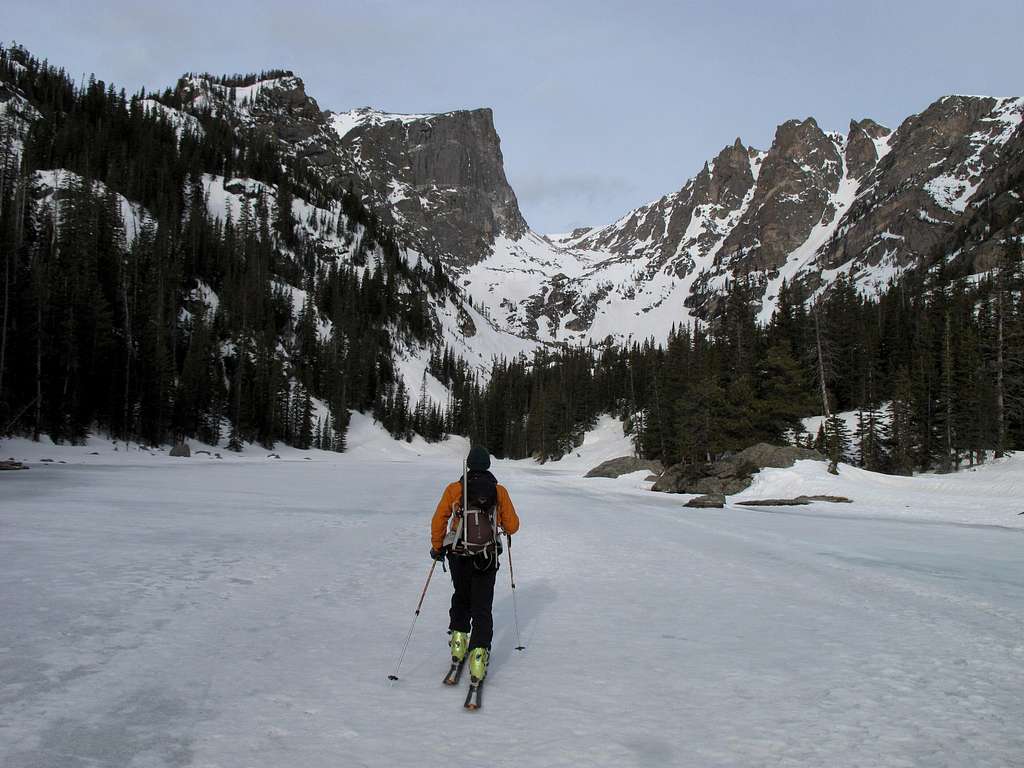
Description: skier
430,446,519,699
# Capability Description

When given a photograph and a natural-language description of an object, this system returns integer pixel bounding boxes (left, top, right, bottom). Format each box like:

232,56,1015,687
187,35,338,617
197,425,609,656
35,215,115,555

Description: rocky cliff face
537,93,1023,335
813,95,1024,279
172,74,525,268
332,106,527,266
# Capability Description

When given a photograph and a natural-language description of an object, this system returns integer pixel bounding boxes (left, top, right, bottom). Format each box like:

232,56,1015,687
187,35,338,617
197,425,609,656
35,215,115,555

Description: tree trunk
813,308,838,474
995,287,1006,459
943,310,954,471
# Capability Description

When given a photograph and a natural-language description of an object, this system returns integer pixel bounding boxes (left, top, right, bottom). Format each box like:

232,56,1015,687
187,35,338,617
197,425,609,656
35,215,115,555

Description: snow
182,76,299,115
802,408,864,441
758,153,861,323
924,174,981,214
924,96,1023,215
537,414,635,473
34,169,152,246
330,107,434,141
343,411,469,461
139,99,205,139
736,455,1024,528
2,421,1023,767
391,345,453,408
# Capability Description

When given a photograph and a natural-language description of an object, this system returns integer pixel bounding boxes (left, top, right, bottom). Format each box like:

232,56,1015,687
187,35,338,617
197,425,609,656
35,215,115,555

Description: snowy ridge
180,75,303,116
330,107,435,140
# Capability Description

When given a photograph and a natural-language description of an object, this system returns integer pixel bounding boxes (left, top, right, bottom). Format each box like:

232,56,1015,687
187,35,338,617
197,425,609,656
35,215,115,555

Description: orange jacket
431,480,519,551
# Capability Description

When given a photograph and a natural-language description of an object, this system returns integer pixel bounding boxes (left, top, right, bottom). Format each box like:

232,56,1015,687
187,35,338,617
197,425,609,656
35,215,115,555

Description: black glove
430,547,445,561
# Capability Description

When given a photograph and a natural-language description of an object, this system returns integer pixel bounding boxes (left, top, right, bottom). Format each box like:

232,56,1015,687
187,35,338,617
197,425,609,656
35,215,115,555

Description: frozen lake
2,454,1023,767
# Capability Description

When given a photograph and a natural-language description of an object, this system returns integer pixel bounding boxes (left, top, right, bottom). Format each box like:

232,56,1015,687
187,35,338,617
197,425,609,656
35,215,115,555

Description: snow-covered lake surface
2,432,1023,767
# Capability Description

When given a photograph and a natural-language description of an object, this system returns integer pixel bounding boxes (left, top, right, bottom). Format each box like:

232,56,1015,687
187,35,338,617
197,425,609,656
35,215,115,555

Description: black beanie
467,446,490,471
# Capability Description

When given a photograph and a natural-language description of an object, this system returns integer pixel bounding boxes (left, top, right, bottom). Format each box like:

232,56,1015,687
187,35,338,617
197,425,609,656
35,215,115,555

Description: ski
443,658,466,686
464,677,484,710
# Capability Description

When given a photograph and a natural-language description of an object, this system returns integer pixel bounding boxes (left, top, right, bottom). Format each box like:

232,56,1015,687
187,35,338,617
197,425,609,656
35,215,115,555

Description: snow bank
343,411,468,463
534,415,636,474
0,411,470,468
734,456,1024,528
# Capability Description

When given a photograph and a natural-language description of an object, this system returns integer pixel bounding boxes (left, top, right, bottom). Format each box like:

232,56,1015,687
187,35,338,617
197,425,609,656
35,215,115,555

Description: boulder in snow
653,443,824,496
737,494,853,507
685,494,724,508
169,442,191,458
737,498,812,507
585,456,664,479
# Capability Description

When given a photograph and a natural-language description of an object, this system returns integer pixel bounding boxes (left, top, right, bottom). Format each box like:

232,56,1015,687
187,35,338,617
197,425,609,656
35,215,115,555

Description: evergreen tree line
439,246,1024,474
0,45,456,450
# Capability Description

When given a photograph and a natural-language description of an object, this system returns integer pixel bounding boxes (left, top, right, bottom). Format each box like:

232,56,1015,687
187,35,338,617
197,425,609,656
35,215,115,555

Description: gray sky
6,0,1022,233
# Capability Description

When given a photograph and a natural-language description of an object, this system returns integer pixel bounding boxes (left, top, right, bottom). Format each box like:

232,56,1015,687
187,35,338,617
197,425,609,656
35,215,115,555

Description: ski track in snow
1,444,1023,767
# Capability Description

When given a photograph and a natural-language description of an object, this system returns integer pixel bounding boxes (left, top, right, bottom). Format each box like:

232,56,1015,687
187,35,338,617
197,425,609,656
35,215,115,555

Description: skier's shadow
490,578,557,668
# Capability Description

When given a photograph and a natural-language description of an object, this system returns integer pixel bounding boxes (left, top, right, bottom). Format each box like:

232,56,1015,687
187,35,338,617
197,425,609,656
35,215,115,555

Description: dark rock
738,494,853,506
585,456,664,479
718,118,843,275
737,498,812,507
0,460,28,471
845,118,891,180
334,107,527,267
685,494,725,508
169,442,191,458
734,443,824,469
653,443,825,495
691,477,752,496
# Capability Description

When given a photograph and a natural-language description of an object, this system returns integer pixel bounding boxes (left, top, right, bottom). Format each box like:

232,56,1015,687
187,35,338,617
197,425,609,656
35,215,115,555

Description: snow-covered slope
736,455,1024,528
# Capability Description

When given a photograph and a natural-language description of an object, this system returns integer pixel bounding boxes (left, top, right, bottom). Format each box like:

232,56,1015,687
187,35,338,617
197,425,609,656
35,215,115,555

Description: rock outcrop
173,74,527,269
653,443,824,496
585,456,664,478
335,107,527,266
684,494,724,508
737,495,852,506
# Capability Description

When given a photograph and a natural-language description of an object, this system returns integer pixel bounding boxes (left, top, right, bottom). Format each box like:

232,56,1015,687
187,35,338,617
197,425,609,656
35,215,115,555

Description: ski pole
506,532,525,651
388,558,439,681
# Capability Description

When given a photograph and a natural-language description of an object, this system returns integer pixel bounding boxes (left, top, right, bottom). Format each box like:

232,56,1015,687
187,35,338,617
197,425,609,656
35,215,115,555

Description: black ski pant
447,553,498,651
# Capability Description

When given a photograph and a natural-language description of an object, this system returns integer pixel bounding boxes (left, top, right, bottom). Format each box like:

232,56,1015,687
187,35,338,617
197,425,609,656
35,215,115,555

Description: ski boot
465,647,489,709
450,630,469,662
443,631,470,685
468,647,489,681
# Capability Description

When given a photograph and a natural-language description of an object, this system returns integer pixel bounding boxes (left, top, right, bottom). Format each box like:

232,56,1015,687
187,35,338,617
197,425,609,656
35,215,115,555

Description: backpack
451,470,499,556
